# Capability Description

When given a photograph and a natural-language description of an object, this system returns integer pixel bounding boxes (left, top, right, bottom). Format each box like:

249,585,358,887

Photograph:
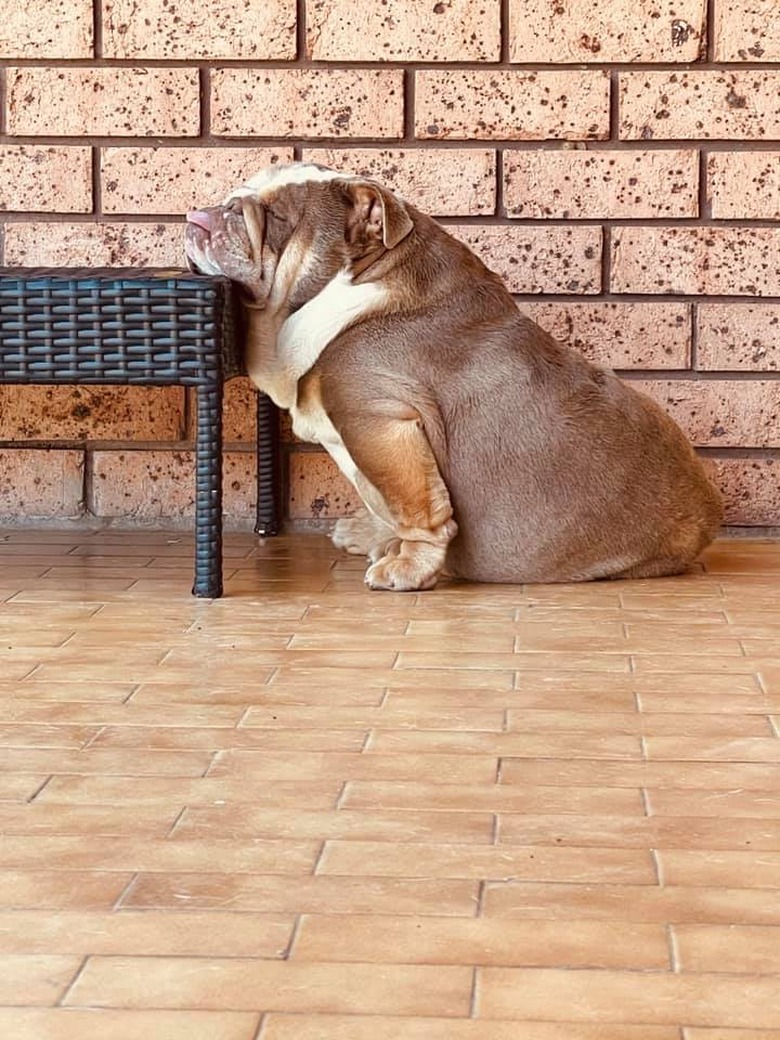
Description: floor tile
674,924,780,974
477,968,780,1027
1,530,779,1034
292,914,669,968
0,1008,261,1039
64,957,474,1015
0,955,81,1006
261,1017,679,1040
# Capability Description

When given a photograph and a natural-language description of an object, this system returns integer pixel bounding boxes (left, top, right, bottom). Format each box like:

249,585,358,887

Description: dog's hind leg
334,412,457,592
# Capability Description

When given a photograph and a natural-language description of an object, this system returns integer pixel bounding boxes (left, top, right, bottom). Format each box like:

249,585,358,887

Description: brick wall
1,1,779,528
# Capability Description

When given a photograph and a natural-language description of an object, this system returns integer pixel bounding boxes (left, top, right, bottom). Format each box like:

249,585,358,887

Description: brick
504,149,698,219
0,147,91,213
0,0,92,57
0,449,83,518
222,380,258,444
91,451,255,519
710,458,780,526
288,453,359,521
415,71,610,141
3,222,182,266
510,0,706,62
103,0,296,59
448,225,602,294
524,303,691,369
302,148,496,216
632,379,780,448
611,228,780,296
715,0,780,60
619,71,780,140
101,147,294,215
0,387,184,441
708,152,780,219
698,304,780,372
6,68,199,137
211,69,404,139
307,0,500,60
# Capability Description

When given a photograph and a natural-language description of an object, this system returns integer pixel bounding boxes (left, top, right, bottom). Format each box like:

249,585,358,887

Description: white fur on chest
247,270,386,410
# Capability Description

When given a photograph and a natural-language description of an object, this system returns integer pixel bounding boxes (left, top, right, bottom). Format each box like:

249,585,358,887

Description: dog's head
184,163,414,309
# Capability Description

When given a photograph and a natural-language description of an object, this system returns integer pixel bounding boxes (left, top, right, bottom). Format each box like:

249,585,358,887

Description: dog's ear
341,180,413,250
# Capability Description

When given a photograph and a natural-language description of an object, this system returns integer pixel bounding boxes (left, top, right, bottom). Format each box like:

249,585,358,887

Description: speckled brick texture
303,149,497,216
4,223,182,266
0,450,83,518
525,303,691,369
504,150,699,219
611,228,780,296
0,387,184,442
697,305,780,371
101,148,294,214
91,451,255,519
509,0,706,63
307,0,500,61
0,1,778,528
714,0,780,60
0,0,92,57
619,71,780,140
0,147,92,213
7,68,200,137
103,0,297,59
449,225,602,294
416,71,611,141
211,69,404,138
708,152,780,218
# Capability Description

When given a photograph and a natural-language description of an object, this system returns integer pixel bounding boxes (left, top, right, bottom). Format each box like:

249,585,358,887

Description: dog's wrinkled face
184,163,414,310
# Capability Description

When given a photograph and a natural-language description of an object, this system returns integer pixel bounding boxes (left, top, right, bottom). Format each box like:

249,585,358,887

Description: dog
184,162,722,591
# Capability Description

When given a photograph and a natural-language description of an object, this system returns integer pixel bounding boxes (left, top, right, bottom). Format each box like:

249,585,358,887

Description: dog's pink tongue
186,210,213,232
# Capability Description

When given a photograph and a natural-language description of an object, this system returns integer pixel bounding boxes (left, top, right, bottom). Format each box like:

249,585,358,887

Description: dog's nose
186,210,213,232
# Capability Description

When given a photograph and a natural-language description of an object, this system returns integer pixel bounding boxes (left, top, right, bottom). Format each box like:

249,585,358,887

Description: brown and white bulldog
185,162,722,591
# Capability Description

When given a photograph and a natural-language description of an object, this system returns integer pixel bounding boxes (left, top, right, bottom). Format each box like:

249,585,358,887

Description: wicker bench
0,268,279,597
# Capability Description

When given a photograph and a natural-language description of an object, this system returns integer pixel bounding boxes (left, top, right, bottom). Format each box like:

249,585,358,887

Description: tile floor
0,528,779,1039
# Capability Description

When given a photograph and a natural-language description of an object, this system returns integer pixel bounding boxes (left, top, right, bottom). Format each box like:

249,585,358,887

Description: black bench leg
255,391,280,538
193,383,224,598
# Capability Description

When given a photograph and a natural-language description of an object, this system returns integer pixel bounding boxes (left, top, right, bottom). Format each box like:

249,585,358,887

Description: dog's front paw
364,541,444,592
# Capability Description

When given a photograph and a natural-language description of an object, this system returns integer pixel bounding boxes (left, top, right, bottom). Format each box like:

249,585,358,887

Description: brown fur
185,165,722,589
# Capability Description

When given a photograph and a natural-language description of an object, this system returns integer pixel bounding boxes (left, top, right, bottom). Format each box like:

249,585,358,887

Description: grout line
640,787,653,817
651,848,665,886
769,714,779,738
122,683,142,705
311,840,328,874
469,966,481,1017
639,734,649,761
499,0,510,63
112,873,140,910
200,67,211,139
93,0,103,59
706,0,716,63
251,1013,267,1040
166,806,188,837
56,955,89,1007
283,914,303,960
491,813,500,845
81,725,106,750
334,780,349,809
495,148,504,218
403,67,416,143
26,775,53,802
475,879,487,918
668,923,682,972
296,0,307,61
609,69,620,140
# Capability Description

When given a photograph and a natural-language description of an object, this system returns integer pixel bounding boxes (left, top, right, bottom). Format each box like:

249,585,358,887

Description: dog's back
321,211,722,584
